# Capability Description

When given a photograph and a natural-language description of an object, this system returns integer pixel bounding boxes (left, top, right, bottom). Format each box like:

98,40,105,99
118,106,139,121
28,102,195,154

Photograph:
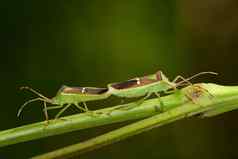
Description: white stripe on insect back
81,87,86,93
135,78,141,85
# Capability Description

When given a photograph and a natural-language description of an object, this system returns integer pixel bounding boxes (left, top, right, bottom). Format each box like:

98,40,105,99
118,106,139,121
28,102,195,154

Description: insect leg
17,97,46,117
75,103,87,112
54,104,71,119
43,104,64,122
118,93,153,111
75,103,99,117
82,102,89,111
136,92,152,105
44,105,64,110
154,92,165,112
173,75,192,87
43,101,49,122
109,93,153,112
163,80,177,91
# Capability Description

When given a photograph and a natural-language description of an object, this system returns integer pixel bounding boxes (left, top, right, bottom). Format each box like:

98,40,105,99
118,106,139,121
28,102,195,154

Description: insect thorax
51,95,65,105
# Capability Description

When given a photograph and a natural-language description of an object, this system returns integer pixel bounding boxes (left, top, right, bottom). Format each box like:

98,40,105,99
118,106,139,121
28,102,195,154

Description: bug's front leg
172,75,192,86
154,92,165,113
43,101,49,123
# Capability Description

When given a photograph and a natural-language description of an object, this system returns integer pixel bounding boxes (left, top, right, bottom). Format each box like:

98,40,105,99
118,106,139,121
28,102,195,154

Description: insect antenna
17,97,47,117
20,86,52,102
18,86,52,118
184,72,218,82
176,72,218,87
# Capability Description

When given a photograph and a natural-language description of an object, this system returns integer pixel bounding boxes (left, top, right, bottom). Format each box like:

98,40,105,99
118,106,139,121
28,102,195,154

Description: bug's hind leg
54,104,71,119
116,93,153,111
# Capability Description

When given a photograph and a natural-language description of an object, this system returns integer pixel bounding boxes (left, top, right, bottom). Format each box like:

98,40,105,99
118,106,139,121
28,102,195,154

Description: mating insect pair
18,70,217,121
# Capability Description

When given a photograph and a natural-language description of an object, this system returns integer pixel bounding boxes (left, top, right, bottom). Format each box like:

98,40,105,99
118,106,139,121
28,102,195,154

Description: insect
107,71,217,101
18,70,217,120
18,86,110,120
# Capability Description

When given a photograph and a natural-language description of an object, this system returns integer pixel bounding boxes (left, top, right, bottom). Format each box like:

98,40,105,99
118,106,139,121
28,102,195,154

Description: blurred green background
2,0,238,158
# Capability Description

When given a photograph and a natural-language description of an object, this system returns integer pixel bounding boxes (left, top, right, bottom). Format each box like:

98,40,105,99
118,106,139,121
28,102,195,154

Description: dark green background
2,0,238,158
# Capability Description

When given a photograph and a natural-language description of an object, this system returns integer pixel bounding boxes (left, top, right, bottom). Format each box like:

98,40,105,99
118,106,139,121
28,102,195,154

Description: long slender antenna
185,72,218,82
176,72,218,86
17,97,46,117
20,86,51,102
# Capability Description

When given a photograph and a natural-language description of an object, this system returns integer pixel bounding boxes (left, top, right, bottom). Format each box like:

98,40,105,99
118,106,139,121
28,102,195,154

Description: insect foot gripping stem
18,86,53,121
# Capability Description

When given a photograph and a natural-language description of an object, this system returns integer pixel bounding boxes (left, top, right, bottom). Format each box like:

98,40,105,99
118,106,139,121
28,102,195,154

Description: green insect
18,70,217,120
107,71,216,99
18,86,110,120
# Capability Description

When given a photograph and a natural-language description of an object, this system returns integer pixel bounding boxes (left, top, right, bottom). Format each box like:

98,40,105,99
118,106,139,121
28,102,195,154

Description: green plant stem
1,83,238,157
32,83,238,159
0,85,183,147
